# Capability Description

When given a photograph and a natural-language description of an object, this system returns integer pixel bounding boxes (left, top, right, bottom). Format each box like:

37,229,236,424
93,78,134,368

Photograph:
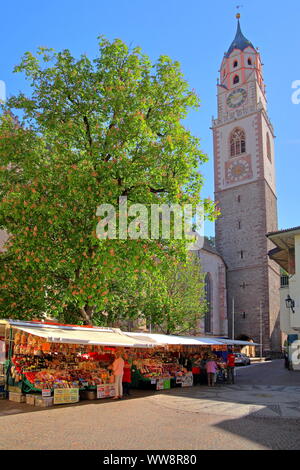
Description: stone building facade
197,239,228,337
212,17,281,353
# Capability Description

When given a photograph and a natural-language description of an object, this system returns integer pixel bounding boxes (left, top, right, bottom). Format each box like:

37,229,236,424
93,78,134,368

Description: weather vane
236,4,243,19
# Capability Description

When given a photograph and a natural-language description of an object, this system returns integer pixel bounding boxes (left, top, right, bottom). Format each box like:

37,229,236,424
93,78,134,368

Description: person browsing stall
112,351,125,399
205,356,218,387
122,354,132,396
226,349,235,384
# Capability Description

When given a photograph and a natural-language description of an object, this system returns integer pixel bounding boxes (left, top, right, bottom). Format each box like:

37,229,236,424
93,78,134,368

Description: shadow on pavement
214,411,300,450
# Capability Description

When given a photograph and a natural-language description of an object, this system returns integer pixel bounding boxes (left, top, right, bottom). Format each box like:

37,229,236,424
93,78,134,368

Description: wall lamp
285,295,295,314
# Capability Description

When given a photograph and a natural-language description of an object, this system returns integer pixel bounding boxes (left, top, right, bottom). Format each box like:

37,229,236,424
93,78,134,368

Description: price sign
151,379,157,385
156,379,164,391
97,386,105,399
42,389,51,397
181,374,194,388
97,384,116,399
54,388,79,405
82,382,89,387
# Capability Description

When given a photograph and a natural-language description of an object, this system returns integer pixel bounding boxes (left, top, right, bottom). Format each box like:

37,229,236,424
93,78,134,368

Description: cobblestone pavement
149,384,300,419
1,360,300,450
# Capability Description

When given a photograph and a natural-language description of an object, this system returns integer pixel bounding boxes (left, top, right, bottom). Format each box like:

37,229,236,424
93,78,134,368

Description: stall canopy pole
8,327,13,361
260,301,263,361
232,298,235,340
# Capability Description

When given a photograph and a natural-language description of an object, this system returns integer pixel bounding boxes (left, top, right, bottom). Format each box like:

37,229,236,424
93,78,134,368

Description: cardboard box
25,394,36,405
9,392,26,403
8,386,23,394
34,396,54,407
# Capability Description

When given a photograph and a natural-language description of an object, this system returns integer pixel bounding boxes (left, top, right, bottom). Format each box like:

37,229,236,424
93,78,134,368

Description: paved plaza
1,360,300,450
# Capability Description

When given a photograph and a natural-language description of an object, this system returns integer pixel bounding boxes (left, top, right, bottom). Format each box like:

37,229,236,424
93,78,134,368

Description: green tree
140,254,207,335
0,37,218,325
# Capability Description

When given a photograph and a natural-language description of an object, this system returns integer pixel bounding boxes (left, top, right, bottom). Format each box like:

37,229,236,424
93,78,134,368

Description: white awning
7,321,154,348
215,338,260,347
125,332,225,346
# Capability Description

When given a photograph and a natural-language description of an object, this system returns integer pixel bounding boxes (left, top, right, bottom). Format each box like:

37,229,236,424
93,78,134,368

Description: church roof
200,237,228,268
226,20,255,57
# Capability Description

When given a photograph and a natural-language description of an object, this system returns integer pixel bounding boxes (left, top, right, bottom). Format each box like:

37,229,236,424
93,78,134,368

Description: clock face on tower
227,88,247,109
225,155,253,185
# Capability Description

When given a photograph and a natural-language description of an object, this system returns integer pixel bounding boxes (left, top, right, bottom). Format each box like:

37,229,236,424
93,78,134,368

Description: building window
248,58,252,66
237,195,241,203
204,274,212,334
233,60,238,68
230,128,246,157
267,132,272,162
238,220,241,229
240,250,244,259
233,75,240,84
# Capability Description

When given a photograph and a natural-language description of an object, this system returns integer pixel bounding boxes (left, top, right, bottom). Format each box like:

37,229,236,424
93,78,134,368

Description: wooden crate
9,392,26,403
25,394,36,405
34,396,54,407
8,386,23,394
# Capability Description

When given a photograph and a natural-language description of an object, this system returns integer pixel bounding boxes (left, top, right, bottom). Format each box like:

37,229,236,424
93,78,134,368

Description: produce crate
8,385,23,394
25,394,37,405
9,392,26,403
34,396,54,407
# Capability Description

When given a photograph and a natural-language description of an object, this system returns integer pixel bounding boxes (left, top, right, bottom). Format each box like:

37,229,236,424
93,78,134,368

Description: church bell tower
212,14,281,353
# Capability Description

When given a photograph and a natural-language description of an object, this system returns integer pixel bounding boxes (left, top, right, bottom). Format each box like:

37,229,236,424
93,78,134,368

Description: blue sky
1,0,299,237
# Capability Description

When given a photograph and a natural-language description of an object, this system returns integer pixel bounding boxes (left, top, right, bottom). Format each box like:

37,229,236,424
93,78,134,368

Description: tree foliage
0,37,218,325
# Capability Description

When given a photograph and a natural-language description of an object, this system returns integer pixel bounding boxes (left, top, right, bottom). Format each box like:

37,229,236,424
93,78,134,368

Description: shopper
226,349,235,384
112,351,125,399
205,356,218,387
192,355,201,385
199,353,208,385
122,355,132,396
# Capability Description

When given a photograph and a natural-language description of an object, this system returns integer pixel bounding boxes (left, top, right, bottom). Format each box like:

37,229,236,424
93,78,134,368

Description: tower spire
225,12,255,58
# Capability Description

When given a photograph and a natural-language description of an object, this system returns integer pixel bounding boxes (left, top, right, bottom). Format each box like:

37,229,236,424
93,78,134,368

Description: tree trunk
80,305,94,325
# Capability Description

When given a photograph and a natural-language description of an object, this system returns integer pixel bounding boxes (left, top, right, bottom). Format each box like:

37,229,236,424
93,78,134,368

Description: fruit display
11,333,116,391
12,353,115,390
133,353,187,380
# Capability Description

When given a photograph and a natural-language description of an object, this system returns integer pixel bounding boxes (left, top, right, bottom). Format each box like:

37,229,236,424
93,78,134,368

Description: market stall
0,320,154,407
125,332,226,389
0,319,258,406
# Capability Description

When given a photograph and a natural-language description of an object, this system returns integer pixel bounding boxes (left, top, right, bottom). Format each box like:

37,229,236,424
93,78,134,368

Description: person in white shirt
111,351,125,399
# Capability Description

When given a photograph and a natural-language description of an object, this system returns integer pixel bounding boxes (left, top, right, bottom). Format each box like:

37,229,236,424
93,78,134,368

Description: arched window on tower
248,58,252,66
204,273,212,334
233,75,240,85
267,132,272,162
233,60,238,68
230,128,246,158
